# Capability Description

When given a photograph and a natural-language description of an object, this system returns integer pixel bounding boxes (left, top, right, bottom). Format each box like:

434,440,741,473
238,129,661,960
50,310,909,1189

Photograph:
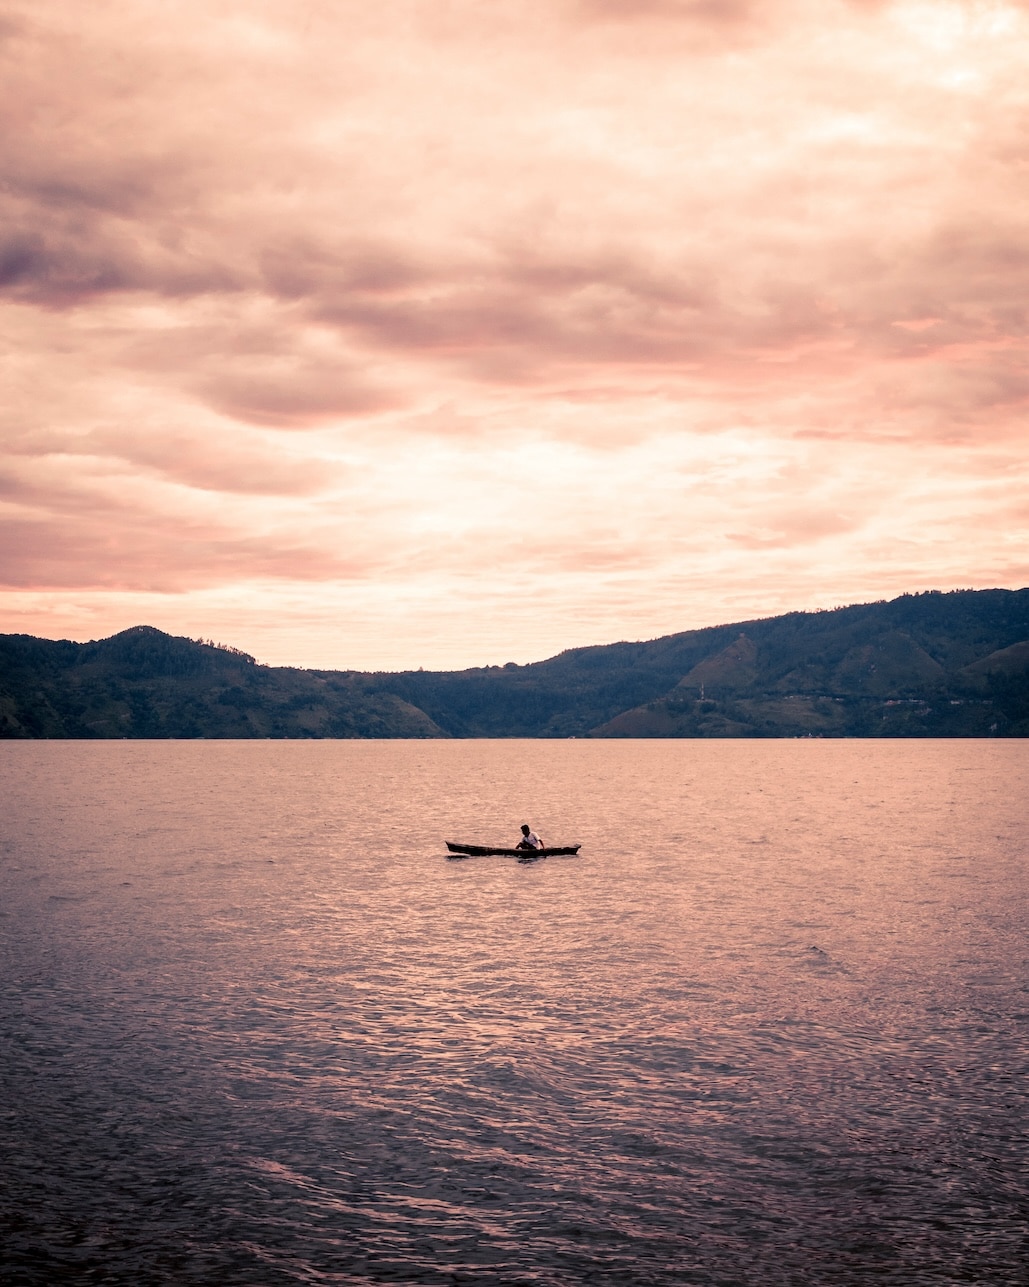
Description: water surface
1,740,1026,1284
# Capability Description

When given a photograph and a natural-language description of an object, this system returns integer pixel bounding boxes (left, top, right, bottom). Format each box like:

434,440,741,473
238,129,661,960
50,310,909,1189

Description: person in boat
516,824,544,851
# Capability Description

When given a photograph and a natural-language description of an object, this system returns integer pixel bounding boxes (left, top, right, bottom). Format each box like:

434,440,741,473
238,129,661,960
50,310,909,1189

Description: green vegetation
0,627,443,739
2,589,1028,738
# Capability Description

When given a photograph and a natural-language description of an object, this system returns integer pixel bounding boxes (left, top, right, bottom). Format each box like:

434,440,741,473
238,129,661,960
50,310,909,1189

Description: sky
2,0,1028,671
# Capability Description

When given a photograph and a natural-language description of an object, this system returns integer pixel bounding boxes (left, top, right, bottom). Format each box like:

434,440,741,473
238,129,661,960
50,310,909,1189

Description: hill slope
386,589,1029,737
0,626,445,739
2,589,1028,738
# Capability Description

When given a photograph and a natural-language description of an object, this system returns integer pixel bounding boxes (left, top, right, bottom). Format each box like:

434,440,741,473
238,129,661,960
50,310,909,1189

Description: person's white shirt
522,830,544,850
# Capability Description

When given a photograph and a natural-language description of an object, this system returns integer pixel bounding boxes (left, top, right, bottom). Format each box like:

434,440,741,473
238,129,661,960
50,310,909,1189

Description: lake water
1,740,1026,1285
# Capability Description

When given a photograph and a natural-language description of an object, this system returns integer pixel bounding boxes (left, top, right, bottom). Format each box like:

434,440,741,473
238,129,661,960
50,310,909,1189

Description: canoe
446,841,581,859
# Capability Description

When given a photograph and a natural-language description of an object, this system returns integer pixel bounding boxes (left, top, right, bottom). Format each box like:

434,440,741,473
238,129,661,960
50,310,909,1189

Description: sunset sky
2,0,1028,670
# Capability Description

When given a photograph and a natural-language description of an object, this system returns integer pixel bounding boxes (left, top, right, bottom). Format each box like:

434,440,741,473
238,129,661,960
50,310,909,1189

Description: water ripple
1,740,1026,1284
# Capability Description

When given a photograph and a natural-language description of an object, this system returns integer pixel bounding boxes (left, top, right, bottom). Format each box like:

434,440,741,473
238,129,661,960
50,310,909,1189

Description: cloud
0,512,370,591
576,0,757,23
4,0,1027,415
1,0,1027,666
195,362,401,428
80,428,339,496
727,510,862,550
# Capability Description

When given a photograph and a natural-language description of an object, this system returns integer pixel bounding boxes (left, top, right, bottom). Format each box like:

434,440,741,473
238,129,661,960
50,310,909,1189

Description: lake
1,740,1026,1285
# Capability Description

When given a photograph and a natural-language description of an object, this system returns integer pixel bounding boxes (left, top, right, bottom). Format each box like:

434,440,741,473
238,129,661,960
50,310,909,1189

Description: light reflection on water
1,740,1026,1285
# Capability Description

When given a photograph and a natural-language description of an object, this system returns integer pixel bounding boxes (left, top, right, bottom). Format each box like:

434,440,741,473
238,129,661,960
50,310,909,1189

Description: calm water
1,740,1026,1285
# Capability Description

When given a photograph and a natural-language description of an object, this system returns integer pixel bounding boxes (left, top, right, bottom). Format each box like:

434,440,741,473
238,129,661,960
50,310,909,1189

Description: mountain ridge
2,589,1028,738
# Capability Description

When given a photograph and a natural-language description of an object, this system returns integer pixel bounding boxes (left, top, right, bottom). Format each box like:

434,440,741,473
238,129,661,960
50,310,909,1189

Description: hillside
2,589,1028,738
0,627,444,739
386,589,1029,737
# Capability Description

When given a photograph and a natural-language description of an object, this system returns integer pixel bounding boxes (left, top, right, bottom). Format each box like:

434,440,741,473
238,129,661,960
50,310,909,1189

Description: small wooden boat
446,841,581,859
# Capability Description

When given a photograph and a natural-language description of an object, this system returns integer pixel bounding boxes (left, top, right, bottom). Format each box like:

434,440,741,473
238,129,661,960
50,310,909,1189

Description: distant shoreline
3,588,1028,739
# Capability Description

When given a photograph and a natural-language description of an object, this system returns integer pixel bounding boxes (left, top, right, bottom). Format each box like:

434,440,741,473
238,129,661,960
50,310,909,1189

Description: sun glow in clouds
1,0,1027,668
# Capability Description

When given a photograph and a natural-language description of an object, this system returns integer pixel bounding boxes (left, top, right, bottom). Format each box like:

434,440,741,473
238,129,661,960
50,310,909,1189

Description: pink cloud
196,366,401,428
577,0,757,25
0,509,381,592
1,0,1027,666
80,428,339,496
727,510,862,550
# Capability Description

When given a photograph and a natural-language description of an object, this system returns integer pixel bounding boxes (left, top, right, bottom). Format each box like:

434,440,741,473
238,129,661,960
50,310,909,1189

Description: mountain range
2,588,1028,738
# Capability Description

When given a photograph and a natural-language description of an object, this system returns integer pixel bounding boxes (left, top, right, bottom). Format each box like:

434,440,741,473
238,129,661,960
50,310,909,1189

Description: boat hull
446,842,581,858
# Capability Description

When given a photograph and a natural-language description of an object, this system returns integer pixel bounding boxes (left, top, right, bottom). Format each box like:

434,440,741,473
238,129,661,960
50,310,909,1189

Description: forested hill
2,588,1028,738
0,628,445,740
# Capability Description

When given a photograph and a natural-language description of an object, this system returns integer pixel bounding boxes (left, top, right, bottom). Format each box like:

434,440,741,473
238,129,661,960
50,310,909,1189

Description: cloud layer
2,0,1027,668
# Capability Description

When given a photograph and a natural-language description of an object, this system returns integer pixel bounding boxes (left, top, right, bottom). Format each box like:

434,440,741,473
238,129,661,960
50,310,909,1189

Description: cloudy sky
2,0,1027,670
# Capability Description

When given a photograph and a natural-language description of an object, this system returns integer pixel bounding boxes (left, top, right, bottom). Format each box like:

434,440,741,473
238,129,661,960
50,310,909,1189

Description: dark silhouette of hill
2,589,1028,738
386,588,1029,737
0,626,443,739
